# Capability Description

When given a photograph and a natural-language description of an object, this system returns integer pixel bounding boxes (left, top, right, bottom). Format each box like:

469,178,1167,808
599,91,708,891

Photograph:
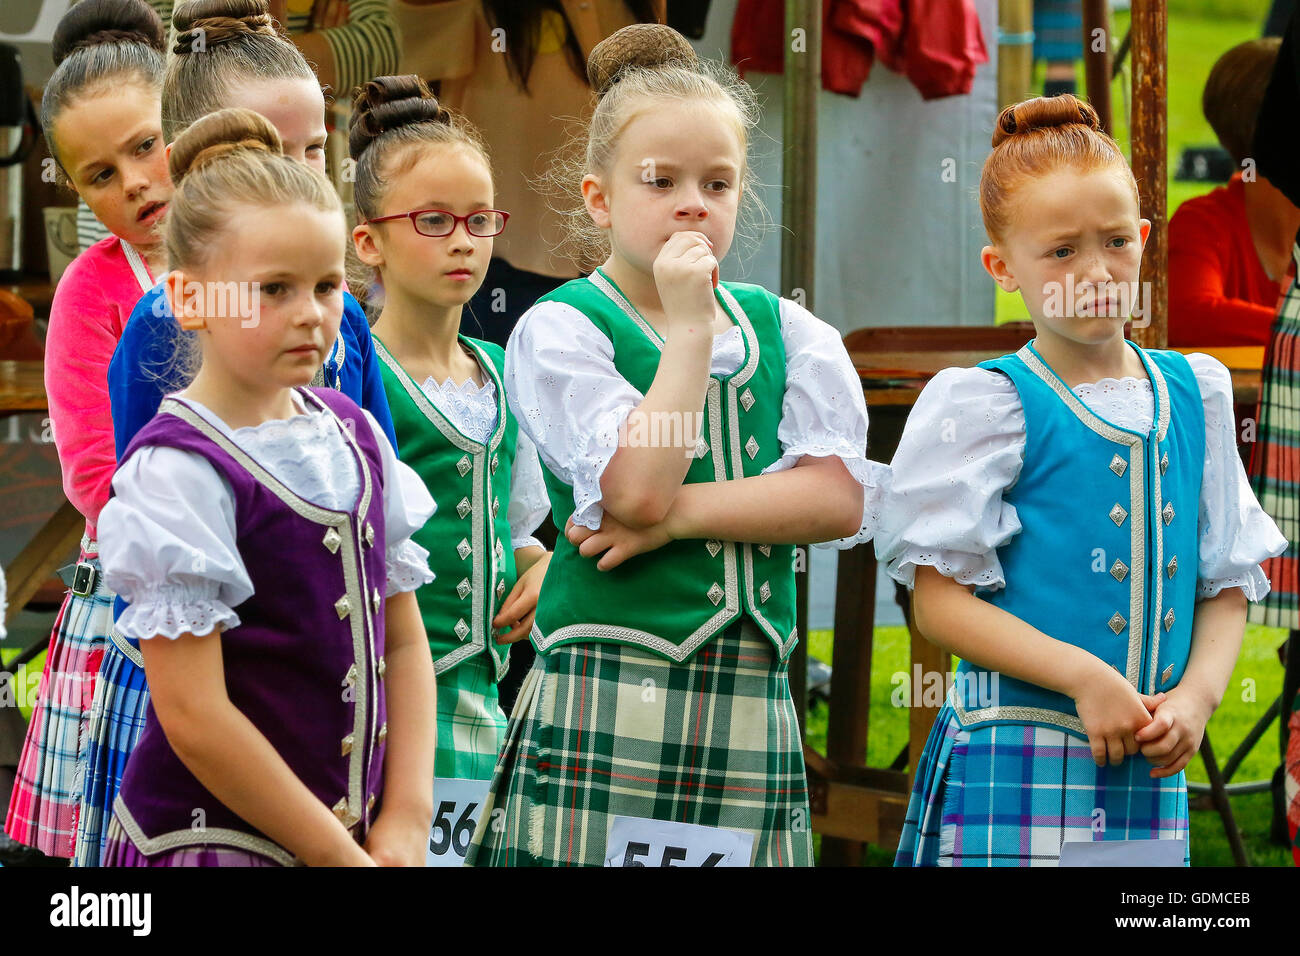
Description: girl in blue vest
880,94,1287,866
466,24,886,867
97,108,437,866
347,76,552,795
75,0,401,867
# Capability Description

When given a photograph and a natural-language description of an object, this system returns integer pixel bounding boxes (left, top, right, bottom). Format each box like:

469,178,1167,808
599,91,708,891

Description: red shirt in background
1168,173,1283,347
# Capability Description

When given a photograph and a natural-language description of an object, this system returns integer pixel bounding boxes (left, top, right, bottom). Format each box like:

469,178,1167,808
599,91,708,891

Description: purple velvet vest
111,388,389,865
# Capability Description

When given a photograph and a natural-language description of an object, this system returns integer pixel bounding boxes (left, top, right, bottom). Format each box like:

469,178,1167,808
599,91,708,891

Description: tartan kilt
101,809,284,867
5,581,114,858
73,633,149,867
436,652,507,780
895,701,1189,867
1248,279,1300,629
465,618,812,867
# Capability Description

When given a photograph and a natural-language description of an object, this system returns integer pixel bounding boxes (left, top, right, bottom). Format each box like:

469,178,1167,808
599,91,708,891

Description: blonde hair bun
169,107,282,184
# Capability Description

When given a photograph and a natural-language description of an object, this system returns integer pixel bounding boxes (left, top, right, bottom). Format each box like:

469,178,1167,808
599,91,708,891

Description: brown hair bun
348,75,452,161
52,0,165,66
992,93,1101,148
586,23,700,97
169,107,282,184
172,0,285,55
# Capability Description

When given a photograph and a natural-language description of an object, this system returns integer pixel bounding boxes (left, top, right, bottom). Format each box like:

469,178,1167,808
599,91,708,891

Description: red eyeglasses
365,208,510,238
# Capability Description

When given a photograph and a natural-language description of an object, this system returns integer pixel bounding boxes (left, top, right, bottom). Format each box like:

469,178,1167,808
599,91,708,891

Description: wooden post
998,0,1035,110
1130,0,1167,348
783,0,819,732
1081,0,1112,133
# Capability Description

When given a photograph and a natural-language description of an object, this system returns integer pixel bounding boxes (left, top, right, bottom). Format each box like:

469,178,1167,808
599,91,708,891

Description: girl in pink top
5,0,171,859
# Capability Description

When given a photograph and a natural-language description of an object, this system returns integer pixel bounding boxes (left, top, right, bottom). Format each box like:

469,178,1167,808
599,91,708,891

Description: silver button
1163,608,1175,631
366,793,376,814
705,539,722,558
758,544,772,558
322,527,342,553
457,539,471,560
342,663,358,688
492,497,500,517
1161,663,1174,685
376,723,387,746
1162,502,1175,526
332,798,350,822
371,588,381,614
739,388,755,412
1166,555,1177,579
758,581,771,604
1109,559,1129,582
457,497,471,519
1107,612,1127,635
454,619,470,640
1160,451,1169,474
1109,503,1128,527
694,438,709,458
496,580,506,601
456,454,471,477
707,583,724,606
457,578,471,600
377,656,386,680
1108,454,1127,477
364,522,375,547
335,595,351,620
744,436,760,460
490,454,499,474
341,733,353,756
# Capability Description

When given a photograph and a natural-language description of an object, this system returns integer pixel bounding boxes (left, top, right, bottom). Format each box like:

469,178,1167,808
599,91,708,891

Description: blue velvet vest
951,342,1205,736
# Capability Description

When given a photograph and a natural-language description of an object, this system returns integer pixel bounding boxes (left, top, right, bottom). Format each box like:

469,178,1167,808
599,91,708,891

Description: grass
995,3,1271,323
804,622,1295,865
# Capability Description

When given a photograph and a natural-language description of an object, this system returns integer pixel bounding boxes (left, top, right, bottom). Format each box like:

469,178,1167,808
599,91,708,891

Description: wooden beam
1130,0,1167,348
1082,0,1113,133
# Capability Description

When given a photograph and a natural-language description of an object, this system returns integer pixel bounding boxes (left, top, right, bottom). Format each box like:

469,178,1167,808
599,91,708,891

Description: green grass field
833,0,1295,867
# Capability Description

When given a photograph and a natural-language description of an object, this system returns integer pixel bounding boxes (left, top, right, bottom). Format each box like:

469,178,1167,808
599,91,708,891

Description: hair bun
348,75,451,159
992,93,1101,147
172,0,285,55
586,23,700,97
169,107,282,183
52,0,165,66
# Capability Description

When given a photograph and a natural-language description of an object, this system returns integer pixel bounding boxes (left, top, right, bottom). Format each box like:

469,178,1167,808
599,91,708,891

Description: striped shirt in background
77,0,397,251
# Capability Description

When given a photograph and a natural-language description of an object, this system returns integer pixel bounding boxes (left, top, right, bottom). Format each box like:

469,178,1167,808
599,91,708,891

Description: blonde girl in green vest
349,78,553,812
465,24,887,867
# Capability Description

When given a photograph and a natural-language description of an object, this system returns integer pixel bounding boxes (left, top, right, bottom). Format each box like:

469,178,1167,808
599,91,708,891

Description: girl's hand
493,552,552,644
653,231,718,328
1134,685,1214,779
1070,659,1165,767
363,811,427,867
565,514,673,571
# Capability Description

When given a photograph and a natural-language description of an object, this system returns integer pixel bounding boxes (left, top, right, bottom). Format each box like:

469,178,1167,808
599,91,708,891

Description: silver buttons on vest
495,540,505,561
364,522,375,548
457,539,471,560
1109,454,1127,477
1166,555,1178,579
1109,559,1129,582
335,596,351,620
1162,502,1175,525
496,580,506,601
456,455,471,477
1161,663,1174,686
707,583,724,606
342,663,357,688
1107,612,1127,635
454,619,470,640
341,733,353,757
694,438,709,459
1163,608,1175,631
322,527,342,553
705,539,722,558
744,436,760,460
457,578,471,600
376,723,387,746
491,454,499,474
332,798,351,824
1109,503,1128,527
366,793,376,814
492,497,500,518
377,656,386,680
758,544,772,558
739,388,755,412
371,588,381,614
759,581,771,604
1160,451,1169,475
457,497,471,519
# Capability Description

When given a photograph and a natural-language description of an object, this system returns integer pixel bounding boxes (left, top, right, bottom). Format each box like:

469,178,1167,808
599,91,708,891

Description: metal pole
1130,0,1167,348
782,0,819,732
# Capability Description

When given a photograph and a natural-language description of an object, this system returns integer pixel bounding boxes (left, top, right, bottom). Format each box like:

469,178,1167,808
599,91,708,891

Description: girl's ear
164,141,173,165
352,222,384,268
980,245,1019,292
582,174,611,229
166,269,205,331
1138,218,1152,248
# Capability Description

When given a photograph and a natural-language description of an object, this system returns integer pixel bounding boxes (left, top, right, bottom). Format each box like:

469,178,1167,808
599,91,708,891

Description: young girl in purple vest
95,108,438,866
880,95,1286,866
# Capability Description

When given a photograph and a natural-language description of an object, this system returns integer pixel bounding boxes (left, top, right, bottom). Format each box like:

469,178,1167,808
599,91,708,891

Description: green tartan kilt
435,653,507,780
465,618,813,867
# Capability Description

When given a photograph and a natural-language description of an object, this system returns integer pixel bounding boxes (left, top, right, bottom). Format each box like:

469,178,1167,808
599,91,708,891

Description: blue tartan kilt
73,633,148,867
895,701,1190,867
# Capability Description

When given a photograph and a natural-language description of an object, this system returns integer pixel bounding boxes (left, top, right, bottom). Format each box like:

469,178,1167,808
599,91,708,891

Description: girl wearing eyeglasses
350,76,552,791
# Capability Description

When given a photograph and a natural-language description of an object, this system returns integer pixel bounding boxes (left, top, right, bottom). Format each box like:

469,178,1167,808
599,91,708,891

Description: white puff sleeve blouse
502,295,889,547
874,352,1287,600
98,393,436,640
